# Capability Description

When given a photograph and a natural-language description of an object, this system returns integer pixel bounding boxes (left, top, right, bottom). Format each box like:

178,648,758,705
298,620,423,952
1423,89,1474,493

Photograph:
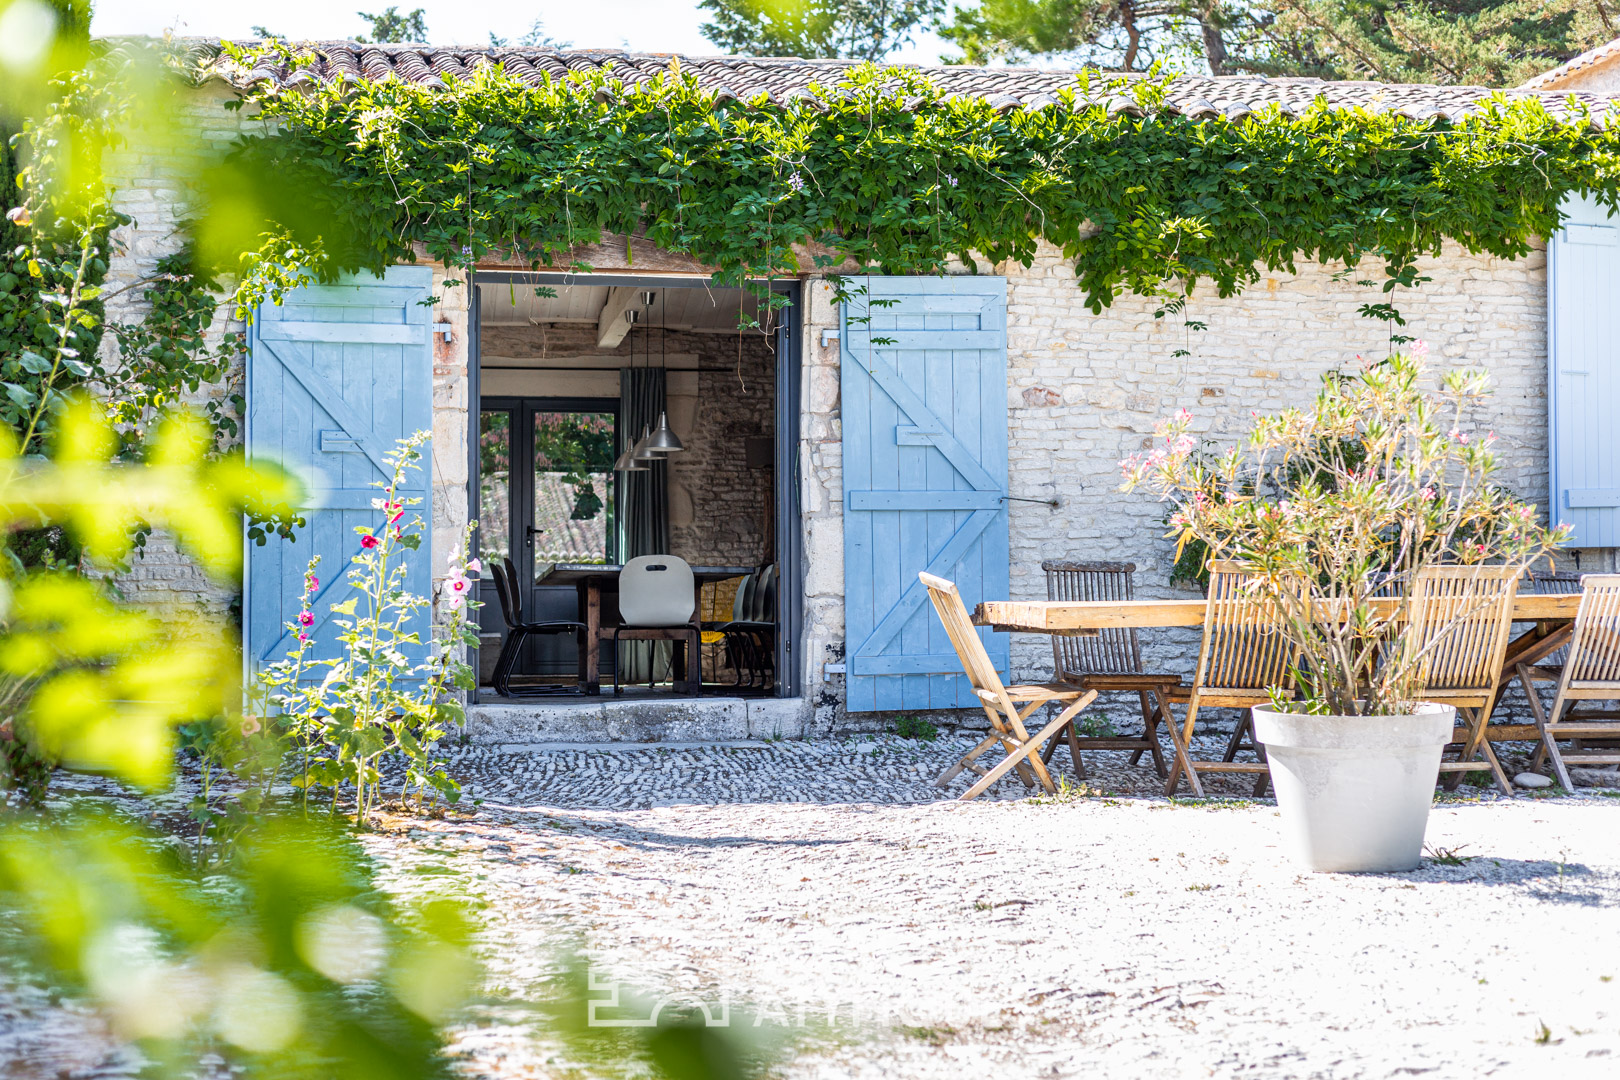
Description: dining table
535,562,754,694
974,592,1581,743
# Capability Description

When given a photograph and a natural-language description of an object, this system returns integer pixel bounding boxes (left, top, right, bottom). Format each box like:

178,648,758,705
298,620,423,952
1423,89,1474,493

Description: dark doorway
469,273,803,700
478,396,617,677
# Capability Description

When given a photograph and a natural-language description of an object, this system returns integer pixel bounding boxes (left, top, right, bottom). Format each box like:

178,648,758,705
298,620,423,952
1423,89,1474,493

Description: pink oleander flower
1420,486,1437,500
1411,339,1429,356
298,610,315,627
360,534,379,549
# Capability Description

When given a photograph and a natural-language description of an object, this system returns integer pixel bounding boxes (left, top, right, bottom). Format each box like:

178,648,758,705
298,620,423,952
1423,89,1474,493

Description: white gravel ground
364,739,1620,1080
6,738,1618,1080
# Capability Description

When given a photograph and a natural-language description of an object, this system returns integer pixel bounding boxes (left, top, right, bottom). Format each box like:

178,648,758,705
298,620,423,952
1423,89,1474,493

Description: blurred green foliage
0,811,473,1080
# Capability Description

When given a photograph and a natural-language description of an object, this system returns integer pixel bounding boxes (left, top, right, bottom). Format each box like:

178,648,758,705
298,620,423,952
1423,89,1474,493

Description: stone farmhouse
106,42,1620,739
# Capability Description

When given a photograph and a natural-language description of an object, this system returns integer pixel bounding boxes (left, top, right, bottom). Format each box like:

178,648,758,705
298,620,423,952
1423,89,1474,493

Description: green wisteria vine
224,54,1620,315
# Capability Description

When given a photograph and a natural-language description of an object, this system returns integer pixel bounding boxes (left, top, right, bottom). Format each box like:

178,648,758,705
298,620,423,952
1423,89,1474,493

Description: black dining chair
489,558,587,697
718,563,777,690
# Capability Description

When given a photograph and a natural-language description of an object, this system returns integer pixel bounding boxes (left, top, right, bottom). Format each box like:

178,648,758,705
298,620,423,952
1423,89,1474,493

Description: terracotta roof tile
195,41,1618,126
1520,38,1620,91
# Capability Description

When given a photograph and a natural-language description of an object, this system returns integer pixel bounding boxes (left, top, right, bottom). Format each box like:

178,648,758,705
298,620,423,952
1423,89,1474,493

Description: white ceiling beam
596,287,644,350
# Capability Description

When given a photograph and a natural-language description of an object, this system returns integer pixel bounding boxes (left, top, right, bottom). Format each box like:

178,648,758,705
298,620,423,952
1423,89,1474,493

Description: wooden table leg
1488,621,1572,715
584,579,601,695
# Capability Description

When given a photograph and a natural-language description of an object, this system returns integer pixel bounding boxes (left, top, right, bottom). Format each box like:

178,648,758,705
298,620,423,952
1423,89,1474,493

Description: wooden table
537,562,753,695
975,593,1581,742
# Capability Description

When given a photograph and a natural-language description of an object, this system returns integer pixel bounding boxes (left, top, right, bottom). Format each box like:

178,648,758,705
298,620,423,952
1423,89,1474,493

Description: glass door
479,398,617,682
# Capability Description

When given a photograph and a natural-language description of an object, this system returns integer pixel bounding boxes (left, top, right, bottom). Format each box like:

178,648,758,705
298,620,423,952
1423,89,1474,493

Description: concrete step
463,694,810,745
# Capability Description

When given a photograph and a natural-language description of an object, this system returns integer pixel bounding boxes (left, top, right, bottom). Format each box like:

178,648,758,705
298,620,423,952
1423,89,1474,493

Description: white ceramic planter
1252,703,1456,873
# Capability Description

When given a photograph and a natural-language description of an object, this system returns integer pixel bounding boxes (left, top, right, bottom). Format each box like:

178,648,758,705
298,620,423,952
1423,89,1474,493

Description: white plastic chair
611,555,700,694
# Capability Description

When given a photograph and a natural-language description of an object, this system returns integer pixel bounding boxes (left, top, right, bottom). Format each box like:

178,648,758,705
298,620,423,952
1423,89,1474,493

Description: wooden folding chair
920,572,1099,801
1520,574,1620,790
1040,560,1175,779
1159,562,1299,798
1402,566,1521,796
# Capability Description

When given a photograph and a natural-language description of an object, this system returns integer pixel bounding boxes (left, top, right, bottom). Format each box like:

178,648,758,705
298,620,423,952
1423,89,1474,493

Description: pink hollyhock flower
298,610,315,627
360,534,379,549
241,716,261,736
466,558,482,575
297,632,309,642
446,591,466,612
305,575,319,592
447,575,470,596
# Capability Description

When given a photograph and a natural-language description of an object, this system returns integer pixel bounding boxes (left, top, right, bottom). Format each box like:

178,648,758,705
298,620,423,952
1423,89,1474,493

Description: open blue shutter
1550,196,1620,548
841,276,1009,711
245,267,435,673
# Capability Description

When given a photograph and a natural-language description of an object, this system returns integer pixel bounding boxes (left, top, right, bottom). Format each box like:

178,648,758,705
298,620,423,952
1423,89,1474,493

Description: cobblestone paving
364,737,1620,1080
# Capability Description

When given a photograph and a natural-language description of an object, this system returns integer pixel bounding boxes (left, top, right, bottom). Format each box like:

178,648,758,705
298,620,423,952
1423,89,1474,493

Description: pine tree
355,6,429,44
936,0,1618,85
700,0,948,61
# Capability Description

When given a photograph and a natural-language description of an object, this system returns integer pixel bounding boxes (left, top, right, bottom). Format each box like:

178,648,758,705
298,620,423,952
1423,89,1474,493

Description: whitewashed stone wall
804,239,1560,730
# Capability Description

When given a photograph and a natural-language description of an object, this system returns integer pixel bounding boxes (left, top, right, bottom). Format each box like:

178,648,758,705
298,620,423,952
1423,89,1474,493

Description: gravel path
363,738,1620,1080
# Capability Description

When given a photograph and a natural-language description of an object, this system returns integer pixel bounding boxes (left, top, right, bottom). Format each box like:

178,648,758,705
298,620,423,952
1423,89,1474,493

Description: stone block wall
98,81,472,618
803,239,1556,731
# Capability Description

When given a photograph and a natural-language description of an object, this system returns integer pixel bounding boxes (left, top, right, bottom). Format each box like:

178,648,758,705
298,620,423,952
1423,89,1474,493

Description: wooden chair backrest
1043,560,1143,680
920,572,1008,703
1404,565,1521,701
1564,574,1620,685
1525,569,1582,667
1195,561,1299,695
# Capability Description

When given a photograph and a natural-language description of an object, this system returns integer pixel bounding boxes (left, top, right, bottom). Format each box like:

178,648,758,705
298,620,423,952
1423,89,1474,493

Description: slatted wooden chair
1040,560,1175,779
1401,565,1522,796
920,572,1100,801
1519,574,1620,789
1159,562,1300,798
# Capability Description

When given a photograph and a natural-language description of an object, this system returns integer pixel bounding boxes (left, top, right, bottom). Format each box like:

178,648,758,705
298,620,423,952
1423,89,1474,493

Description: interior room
472,278,785,701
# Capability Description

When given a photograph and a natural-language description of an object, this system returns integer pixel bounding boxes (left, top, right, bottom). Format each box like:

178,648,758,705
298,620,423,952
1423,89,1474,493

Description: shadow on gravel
1373,855,1614,904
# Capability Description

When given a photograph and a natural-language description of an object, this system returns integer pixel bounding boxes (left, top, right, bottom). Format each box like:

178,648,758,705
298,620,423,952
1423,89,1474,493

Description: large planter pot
1252,703,1456,873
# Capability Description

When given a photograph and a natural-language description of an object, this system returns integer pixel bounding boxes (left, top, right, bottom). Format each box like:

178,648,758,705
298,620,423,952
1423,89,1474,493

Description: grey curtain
616,368,669,559
616,368,671,683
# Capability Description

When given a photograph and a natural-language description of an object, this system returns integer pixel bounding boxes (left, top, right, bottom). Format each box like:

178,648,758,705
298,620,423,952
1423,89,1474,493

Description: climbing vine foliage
227,53,1620,312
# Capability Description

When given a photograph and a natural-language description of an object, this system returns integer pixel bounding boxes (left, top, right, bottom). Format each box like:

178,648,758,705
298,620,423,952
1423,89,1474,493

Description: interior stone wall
478,321,776,569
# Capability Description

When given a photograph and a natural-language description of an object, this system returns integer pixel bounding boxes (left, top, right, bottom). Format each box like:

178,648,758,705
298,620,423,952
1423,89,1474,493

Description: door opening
469,273,802,701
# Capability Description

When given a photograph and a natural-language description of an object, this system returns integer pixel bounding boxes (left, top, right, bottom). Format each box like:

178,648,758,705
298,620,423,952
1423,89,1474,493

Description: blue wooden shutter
841,276,1009,711
1550,196,1620,547
245,267,435,673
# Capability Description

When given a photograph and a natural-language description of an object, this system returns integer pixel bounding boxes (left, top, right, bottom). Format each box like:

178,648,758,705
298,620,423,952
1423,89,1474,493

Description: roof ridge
186,37,1616,124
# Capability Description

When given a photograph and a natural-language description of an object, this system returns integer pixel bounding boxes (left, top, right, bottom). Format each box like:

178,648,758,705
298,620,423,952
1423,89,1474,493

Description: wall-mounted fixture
433,321,454,342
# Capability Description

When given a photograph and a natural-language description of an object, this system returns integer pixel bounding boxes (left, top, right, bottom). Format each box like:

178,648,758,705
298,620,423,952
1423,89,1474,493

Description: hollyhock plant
254,433,477,820
1121,350,1569,715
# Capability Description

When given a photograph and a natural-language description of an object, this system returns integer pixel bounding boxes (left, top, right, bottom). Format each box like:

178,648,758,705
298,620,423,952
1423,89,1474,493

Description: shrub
1121,348,1567,715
